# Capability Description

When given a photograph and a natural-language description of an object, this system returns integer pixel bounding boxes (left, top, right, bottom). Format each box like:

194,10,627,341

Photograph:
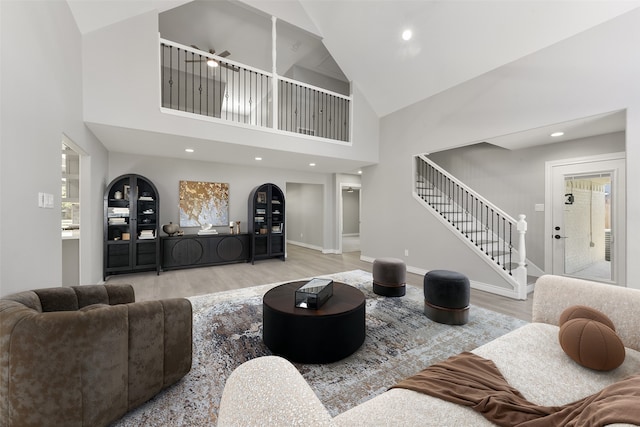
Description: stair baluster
414,154,528,299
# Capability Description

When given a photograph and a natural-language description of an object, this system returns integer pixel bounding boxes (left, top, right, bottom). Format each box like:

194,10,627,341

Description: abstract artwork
179,180,229,227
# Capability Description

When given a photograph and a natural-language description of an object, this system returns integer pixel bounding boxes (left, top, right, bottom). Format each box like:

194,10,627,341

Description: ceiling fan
185,45,239,71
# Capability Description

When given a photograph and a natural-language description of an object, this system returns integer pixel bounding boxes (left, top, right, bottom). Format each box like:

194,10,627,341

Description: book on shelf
108,207,130,217
197,229,219,235
138,230,155,239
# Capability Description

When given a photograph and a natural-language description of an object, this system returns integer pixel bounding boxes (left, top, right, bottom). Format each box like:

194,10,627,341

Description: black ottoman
372,258,406,297
423,270,470,325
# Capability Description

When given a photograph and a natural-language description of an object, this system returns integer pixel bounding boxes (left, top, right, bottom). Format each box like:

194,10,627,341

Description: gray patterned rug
112,270,527,426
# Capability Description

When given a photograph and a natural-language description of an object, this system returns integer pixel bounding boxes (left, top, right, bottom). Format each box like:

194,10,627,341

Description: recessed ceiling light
185,148,194,153
255,157,262,161
550,132,564,137
402,29,412,41
358,170,363,174
309,163,316,167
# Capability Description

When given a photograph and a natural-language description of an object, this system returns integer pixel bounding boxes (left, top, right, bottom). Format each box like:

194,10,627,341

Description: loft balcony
160,39,352,143
82,9,377,173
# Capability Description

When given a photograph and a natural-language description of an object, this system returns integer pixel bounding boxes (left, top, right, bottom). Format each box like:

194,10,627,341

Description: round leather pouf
372,258,406,297
423,270,470,325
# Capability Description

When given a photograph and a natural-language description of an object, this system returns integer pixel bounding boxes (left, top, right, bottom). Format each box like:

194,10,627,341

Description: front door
549,156,625,284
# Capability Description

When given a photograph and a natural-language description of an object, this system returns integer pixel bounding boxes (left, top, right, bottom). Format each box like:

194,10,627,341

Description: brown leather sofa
0,284,192,427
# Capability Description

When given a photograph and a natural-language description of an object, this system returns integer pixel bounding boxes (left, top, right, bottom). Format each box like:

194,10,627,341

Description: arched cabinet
104,174,160,279
248,183,285,264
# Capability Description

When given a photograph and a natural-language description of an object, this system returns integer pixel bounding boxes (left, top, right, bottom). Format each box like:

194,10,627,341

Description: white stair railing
159,39,352,142
414,154,528,299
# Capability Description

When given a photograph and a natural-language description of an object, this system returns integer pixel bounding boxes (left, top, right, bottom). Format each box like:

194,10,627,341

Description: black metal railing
278,78,350,142
415,155,517,275
160,42,272,127
160,40,351,142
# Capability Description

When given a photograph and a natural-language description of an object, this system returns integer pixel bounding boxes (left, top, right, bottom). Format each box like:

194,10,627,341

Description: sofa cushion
472,323,640,406
532,275,640,352
33,287,79,312
559,318,625,371
559,305,615,330
79,303,110,312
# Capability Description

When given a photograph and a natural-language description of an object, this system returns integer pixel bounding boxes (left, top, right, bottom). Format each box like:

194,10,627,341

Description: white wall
363,9,640,290
286,183,324,249
108,152,336,250
285,65,350,96
0,1,108,296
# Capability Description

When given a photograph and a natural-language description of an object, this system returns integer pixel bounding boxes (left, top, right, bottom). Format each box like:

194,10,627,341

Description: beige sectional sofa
217,275,640,426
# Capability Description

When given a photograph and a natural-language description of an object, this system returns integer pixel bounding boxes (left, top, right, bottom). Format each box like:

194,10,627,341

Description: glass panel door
562,173,612,281
550,156,625,285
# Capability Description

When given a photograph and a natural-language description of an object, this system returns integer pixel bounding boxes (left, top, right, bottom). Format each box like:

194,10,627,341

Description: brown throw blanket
392,352,640,426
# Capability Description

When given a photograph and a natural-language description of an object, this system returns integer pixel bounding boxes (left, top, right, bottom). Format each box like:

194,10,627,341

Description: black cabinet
248,183,285,264
161,234,250,270
104,174,160,279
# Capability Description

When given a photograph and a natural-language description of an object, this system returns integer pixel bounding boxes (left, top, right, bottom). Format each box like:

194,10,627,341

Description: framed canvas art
179,180,229,227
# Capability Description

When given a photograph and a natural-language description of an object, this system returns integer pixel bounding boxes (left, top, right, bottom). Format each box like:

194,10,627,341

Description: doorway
546,154,626,285
339,183,361,253
61,136,83,285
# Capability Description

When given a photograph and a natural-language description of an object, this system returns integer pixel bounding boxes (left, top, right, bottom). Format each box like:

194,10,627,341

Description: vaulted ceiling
68,0,637,157
296,0,639,117
68,0,640,117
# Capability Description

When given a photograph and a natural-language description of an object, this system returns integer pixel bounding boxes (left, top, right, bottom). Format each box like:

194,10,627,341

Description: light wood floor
105,244,534,322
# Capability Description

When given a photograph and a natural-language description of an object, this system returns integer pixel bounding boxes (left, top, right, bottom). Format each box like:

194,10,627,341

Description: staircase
414,154,528,300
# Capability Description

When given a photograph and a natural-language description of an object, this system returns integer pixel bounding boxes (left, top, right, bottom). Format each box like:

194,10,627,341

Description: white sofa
217,275,640,426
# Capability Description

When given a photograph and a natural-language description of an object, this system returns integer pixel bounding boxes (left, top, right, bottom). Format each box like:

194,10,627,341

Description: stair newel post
515,214,528,299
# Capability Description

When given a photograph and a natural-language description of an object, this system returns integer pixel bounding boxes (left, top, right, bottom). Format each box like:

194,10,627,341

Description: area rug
111,270,527,426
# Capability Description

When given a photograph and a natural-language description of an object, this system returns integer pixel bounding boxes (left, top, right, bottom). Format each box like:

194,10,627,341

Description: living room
2,1,640,425
2,1,639,297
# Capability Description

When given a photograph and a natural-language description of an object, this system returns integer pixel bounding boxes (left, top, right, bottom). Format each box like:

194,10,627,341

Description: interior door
550,158,625,284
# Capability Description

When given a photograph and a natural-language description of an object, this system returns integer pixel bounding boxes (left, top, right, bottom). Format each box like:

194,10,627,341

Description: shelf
104,174,160,280
248,183,285,264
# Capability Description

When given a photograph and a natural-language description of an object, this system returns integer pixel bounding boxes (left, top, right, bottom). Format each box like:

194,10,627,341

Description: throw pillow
559,318,625,371
559,305,615,330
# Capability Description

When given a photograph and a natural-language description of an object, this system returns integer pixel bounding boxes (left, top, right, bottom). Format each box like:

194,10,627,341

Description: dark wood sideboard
161,233,250,271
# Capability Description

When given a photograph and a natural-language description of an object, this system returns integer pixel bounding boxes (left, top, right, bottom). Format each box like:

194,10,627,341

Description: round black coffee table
262,281,366,363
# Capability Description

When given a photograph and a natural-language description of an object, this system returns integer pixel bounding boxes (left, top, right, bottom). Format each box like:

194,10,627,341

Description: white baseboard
470,280,520,299
525,261,545,277
287,240,324,252
527,282,536,294
360,255,375,264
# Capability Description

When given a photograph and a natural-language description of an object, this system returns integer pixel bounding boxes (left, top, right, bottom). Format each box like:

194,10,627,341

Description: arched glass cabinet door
248,183,285,264
104,174,160,279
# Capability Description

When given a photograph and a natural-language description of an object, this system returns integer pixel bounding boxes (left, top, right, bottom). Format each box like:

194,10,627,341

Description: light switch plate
38,192,54,208
534,204,545,212
45,193,54,209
